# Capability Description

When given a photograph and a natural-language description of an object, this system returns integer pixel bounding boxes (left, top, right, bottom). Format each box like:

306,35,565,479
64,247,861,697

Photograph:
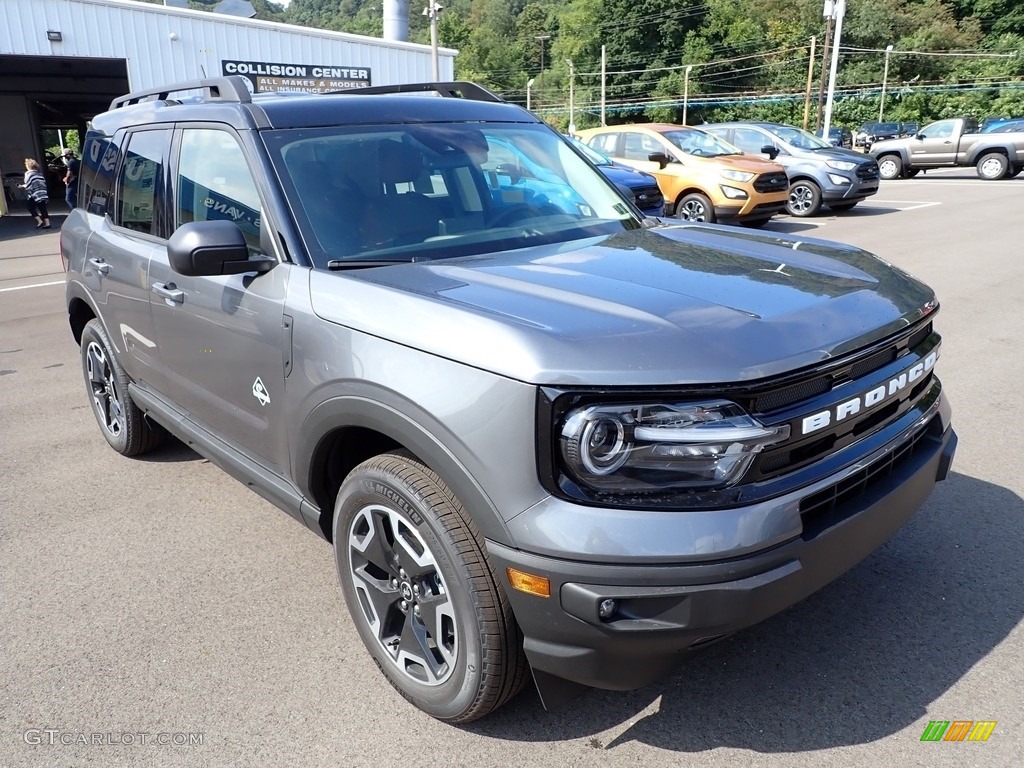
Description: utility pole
422,2,443,81
535,34,550,109
566,59,576,133
803,35,816,130
600,44,607,126
526,77,535,111
879,44,894,122
815,6,835,130
682,65,693,125
822,0,846,138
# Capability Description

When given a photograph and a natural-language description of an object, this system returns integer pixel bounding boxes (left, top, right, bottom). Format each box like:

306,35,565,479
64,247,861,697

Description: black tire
786,180,822,217
674,192,715,223
976,152,1009,180
828,201,858,212
1007,166,1023,179
80,318,166,456
333,452,528,723
877,154,903,180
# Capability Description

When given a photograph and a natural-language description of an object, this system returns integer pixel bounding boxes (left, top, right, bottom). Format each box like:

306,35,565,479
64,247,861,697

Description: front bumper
821,174,879,202
488,399,955,693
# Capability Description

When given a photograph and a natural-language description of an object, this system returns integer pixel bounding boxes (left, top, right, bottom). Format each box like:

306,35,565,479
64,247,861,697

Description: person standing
18,158,51,229
63,147,80,209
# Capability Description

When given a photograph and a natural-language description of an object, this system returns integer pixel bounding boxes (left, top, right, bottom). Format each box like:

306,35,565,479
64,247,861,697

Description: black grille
749,321,932,415
856,162,880,180
632,185,664,208
755,376,833,412
799,417,935,521
753,171,789,193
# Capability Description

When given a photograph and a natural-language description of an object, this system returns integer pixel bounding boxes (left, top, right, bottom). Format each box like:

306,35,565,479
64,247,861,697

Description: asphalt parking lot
2,170,1022,768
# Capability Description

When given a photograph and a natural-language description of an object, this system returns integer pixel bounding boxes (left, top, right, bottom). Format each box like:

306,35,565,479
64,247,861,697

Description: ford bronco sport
63,77,957,723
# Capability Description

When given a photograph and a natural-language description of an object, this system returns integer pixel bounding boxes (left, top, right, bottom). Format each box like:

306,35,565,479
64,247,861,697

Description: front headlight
720,169,754,183
826,160,857,171
560,400,789,493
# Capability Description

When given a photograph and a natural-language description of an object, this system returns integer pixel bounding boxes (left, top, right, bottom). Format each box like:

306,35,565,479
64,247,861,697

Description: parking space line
867,201,942,211
0,279,64,293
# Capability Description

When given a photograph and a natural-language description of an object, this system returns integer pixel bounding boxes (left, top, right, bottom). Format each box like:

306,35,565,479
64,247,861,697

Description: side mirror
761,145,780,160
915,133,925,140
648,152,671,169
168,220,274,277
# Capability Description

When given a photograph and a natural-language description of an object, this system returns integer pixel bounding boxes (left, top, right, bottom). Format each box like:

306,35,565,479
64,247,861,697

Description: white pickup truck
869,117,1024,180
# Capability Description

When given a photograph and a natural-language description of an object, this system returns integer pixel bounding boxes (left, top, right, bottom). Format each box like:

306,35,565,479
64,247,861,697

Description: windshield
568,136,612,166
767,125,831,149
660,128,742,158
262,123,640,268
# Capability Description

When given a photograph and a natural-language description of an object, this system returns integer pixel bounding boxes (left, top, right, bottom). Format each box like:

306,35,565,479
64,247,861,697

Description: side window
920,121,954,139
80,129,121,217
176,129,263,255
588,133,619,156
730,128,769,154
117,130,169,235
623,133,659,161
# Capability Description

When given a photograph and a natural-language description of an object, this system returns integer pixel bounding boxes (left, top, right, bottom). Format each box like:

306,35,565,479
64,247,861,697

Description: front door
148,126,292,473
909,120,958,167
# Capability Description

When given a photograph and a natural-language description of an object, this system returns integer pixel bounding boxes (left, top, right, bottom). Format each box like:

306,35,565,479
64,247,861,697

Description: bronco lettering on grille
801,350,938,436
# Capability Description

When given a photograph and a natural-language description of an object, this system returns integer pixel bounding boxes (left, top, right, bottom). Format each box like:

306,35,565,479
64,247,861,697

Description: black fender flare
295,392,516,545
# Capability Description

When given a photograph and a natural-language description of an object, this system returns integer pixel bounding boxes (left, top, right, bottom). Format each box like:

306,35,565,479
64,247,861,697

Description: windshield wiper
326,259,411,270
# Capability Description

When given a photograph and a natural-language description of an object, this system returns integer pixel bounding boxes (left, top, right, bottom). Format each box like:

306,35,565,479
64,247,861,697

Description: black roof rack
332,81,505,103
110,76,252,110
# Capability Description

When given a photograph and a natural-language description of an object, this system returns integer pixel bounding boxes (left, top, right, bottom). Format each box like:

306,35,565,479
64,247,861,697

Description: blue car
568,137,665,217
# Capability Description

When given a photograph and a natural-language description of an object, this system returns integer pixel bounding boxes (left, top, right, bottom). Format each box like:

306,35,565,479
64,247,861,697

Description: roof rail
110,76,252,111
335,81,505,103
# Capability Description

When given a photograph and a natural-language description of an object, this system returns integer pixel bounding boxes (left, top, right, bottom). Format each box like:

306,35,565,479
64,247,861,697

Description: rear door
84,128,170,389
147,125,293,473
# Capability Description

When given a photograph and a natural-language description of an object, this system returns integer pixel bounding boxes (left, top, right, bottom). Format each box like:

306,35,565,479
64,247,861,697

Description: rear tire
877,154,903,180
674,192,715,223
79,319,166,456
786,180,822,217
976,152,1009,180
333,452,528,723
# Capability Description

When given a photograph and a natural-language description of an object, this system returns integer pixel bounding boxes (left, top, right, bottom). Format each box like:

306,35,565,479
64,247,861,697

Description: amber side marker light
506,568,550,598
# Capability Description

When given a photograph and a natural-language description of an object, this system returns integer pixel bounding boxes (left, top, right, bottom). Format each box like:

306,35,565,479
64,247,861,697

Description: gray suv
703,122,881,216
63,77,956,723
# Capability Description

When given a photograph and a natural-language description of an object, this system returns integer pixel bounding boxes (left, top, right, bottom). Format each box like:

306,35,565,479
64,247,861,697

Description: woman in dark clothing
19,158,51,229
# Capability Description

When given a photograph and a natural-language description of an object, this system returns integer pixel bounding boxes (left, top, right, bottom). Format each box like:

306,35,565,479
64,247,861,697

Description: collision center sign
222,59,371,94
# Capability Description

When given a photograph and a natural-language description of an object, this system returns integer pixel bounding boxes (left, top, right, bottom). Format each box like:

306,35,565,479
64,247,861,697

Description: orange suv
576,123,789,226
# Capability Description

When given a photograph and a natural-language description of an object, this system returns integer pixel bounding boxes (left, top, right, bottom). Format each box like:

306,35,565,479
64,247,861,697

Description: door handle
152,282,184,304
88,258,110,275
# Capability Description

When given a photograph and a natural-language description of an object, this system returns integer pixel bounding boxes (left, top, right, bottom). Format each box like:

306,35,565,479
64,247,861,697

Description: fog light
598,598,618,620
719,185,748,200
827,173,851,185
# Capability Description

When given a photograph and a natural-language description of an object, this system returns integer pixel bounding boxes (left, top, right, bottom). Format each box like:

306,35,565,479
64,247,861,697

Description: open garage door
0,55,128,213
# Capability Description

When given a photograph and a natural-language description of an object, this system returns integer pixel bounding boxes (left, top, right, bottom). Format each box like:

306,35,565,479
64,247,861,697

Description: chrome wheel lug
413,604,420,616
413,584,421,596
399,568,407,579
400,599,409,611
391,578,399,589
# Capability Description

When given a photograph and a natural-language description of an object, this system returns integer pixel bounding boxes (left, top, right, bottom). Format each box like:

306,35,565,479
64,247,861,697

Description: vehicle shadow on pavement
133,435,205,464
0,212,68,242
468,470,1023,753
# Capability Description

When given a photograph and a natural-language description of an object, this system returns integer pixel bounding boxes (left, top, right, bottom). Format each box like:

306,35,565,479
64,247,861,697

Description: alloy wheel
85,341,123,438
347,503,458,686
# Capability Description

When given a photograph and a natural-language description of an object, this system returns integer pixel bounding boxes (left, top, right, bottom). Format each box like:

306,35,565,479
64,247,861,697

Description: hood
701,153,783,173
792,145,871,164
599,163,658,189
308,224,935,386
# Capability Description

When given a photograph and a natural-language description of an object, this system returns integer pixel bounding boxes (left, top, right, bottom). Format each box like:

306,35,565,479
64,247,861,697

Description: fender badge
252,377,270,407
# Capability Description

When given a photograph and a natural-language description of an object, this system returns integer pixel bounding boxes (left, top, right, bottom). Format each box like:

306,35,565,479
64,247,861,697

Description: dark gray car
703,122,880,217
63,77,956,723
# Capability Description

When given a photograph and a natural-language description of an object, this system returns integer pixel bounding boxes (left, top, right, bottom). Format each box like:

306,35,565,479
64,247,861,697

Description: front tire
333,452,528,723
79,319,165,456
786,180,822,217
674,192,715,223
976,152,1008,180
877,154,903,180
